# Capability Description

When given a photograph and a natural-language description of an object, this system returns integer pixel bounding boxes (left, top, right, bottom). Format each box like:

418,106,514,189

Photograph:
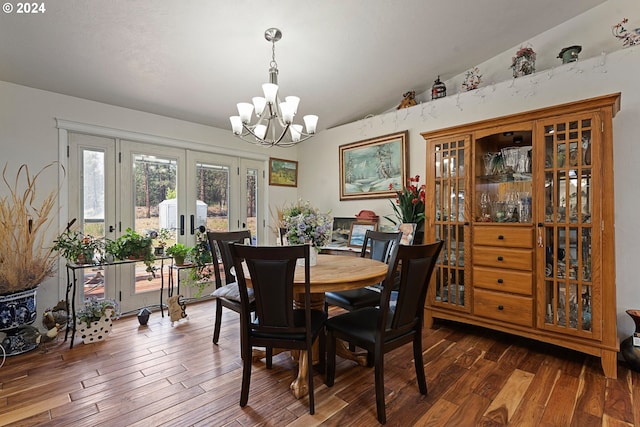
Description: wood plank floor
1,299,639,426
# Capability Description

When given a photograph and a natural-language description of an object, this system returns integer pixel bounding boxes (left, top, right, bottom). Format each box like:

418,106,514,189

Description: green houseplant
107,228,156,278
166,230,213,297
166,243,190,266
53,221,105,264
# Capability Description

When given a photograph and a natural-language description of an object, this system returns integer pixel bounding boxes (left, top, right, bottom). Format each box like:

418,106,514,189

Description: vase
296,245,318,267
621,309,640,372
77,311,114,344
512,56,535,78
0,287,39,356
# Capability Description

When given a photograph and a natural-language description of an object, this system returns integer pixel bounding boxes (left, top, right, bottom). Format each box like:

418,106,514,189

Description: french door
67,133,264,313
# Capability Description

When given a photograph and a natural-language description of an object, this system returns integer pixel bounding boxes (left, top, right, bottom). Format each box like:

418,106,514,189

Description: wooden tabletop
243,254,388,293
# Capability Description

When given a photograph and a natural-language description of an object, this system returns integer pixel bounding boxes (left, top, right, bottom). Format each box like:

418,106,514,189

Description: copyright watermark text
3,2,47,14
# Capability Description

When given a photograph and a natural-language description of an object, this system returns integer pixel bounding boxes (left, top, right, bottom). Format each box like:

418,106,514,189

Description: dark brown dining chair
229,243,327,415
324,230,402,313
206,230,253,344
325,241,444,424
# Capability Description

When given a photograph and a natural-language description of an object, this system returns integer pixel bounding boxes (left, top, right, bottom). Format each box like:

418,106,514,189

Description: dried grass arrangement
0,162,63,295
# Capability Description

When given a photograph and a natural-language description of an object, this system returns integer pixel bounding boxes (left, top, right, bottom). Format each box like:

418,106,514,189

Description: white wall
297,0,640,340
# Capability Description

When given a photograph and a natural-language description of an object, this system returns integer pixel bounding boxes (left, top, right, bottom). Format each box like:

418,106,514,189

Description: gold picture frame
339,131,408,200
269,157,298,187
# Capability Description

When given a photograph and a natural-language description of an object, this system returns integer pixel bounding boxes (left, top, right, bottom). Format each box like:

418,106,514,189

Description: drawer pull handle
498,305,504,311
497,256,504,261
497,278,504,284
498,235,504,240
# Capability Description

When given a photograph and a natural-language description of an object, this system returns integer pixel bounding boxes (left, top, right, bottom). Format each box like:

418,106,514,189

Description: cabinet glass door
474,130,533,224
431,136,468,310
539,114,600,339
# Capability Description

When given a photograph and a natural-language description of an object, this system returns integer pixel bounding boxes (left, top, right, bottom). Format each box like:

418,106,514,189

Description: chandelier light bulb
285,96,300,114
262,83,278,104
252,97,266,116
230,116,243,134
237,102,254,123
303,115,318,134
254,124,267,140
290,124,303,142
280,101,294,124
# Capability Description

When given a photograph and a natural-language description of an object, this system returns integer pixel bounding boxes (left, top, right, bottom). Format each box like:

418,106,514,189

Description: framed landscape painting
339,131,408,200
269,157,298,187
348,221,378,247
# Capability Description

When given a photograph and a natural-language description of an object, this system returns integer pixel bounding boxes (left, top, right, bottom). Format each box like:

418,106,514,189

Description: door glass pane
245,167,258,244
82,149,106,299
195,162,229,232
133,154,177,294
432,137,466,308
542,116,594,333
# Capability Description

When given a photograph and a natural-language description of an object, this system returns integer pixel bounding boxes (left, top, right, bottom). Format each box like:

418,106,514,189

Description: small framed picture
397,223,417,245
269,157,298,187
348,221,378,247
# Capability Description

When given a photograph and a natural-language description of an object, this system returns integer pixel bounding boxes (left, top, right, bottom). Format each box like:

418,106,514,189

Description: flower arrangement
76,297,120,324
282,200,333,249
384,175,426,227
510,46,536,77
462,67,482,91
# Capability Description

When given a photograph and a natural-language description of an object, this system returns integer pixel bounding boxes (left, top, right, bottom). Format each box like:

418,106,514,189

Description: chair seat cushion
325,307,410,344
251,309,327,340
211,282,254,303
325,288,381,310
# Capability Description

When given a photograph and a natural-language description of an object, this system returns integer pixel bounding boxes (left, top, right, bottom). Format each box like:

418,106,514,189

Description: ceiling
0,0,606,133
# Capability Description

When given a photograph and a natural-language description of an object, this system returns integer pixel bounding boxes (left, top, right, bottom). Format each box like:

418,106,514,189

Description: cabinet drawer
473,266,532,295
472,247,533,271
473,226,533,249
473,289,533,327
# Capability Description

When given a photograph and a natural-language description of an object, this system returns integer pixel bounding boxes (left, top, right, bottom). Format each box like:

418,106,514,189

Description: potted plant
0,163,62,355
76,297,120,344
106,228,156,278
166,243,190,266
0,163,61,295
53,220,105,265
186,229,213,296
153,228,173,256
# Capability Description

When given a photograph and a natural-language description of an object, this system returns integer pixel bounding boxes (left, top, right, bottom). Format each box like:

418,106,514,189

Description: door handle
190,215,195,235
109,225,115,233
179,215,185,236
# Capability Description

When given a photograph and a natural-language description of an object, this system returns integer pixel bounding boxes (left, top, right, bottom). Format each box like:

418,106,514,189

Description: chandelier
230,28,318,147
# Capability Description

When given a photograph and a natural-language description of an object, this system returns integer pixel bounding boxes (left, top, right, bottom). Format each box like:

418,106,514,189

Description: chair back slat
230,244,310,336
379,241,444,335
206,230,251,288
361,230,402,263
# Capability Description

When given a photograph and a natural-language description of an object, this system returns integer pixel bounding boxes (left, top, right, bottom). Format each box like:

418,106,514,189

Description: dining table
242,253,388,399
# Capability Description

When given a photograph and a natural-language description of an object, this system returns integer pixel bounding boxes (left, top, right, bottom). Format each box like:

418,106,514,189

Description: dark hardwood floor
1,299,639,426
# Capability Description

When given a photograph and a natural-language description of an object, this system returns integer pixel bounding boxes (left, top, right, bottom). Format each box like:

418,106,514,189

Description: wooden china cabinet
422,93,620,378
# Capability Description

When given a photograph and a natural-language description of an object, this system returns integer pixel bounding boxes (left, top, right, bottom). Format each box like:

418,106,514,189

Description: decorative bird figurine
36,324,61,353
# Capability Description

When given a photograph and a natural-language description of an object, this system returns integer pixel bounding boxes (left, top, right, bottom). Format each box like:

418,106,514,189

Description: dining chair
206,230,253,344
324,230,402,313
325,241,444,424
229,243,327,415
